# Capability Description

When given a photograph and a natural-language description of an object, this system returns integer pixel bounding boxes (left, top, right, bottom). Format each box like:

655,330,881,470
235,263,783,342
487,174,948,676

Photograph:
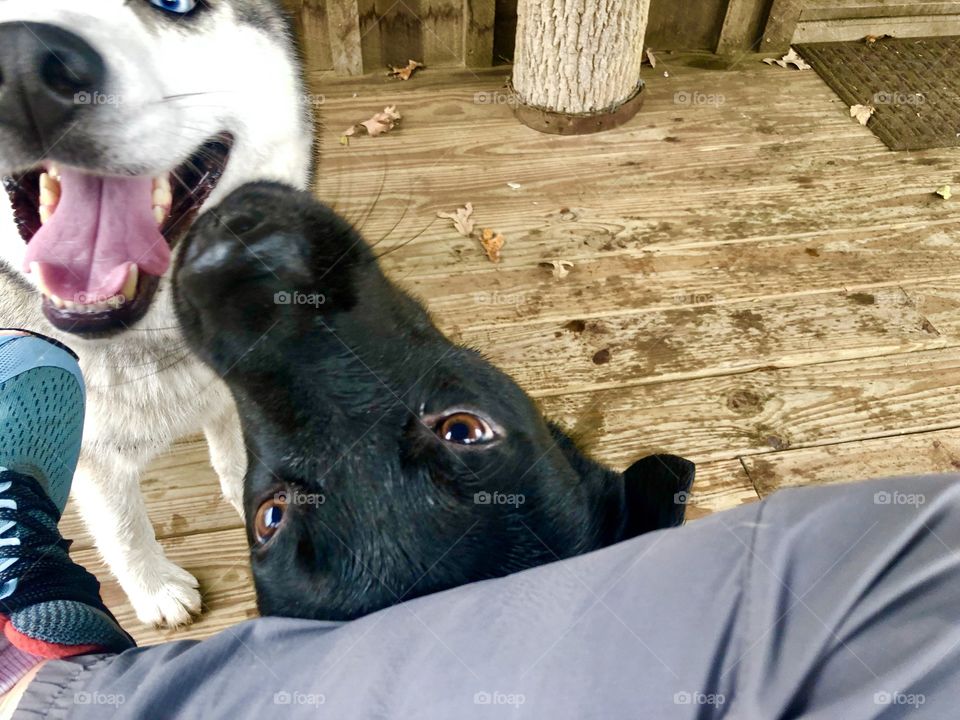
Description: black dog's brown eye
254,494,288,544
436,412,495,445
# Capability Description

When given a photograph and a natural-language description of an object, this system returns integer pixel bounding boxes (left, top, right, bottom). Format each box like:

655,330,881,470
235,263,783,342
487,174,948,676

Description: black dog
173,183,695,621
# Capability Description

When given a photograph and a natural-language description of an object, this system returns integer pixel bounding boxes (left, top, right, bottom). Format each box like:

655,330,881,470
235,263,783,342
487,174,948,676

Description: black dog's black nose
0,22,106,143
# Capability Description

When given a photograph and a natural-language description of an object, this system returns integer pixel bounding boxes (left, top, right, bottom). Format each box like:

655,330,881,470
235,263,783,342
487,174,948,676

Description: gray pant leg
732,474,960,718
16,475,960,720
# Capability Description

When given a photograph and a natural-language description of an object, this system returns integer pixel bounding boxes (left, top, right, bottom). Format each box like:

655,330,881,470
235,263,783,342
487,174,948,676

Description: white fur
0,0,311,626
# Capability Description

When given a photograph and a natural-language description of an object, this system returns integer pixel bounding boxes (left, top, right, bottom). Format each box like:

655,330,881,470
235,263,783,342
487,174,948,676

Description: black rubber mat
796,36,960,151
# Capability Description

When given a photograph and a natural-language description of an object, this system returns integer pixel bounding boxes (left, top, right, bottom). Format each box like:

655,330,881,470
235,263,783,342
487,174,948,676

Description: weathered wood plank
389,225,960,333
717,0,773,54
464,0,497,67
375,0,423,68
646,0,730,51
291,0,334,73
327,0,365,75
744,427,960,496
905,281,960,339
801,1,960,20
763,0,804,48
420,0,462,66
683,459,760,521
461,287,946,397
540,347,960,467
795,16,960,41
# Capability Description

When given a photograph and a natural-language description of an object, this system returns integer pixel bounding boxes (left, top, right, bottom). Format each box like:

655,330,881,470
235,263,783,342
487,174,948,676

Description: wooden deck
63,55,960,644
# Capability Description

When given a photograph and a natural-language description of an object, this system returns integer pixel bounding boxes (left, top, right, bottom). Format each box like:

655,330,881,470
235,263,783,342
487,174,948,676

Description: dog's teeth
122,265,139,301
152,175,172,199
152,177,172,228
47,164,60,181
49,294,66,309
62,299,76,310
38,172,61,225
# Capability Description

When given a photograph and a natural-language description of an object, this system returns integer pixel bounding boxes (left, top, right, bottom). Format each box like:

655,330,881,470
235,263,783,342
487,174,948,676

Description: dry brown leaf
762,48,811,70
480,227,505,263
864,34,892,45
645,49,657,68
388,60,423,81
437,203,474,237
850,104,875,126
342,105,401,140
936,185,952,200
550,260,574,280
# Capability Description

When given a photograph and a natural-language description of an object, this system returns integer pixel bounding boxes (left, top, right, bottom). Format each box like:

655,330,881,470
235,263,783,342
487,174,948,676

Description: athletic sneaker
0,331,132,693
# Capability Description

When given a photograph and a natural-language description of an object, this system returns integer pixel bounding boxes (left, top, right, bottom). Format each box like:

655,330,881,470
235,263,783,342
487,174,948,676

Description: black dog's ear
620,454,695,539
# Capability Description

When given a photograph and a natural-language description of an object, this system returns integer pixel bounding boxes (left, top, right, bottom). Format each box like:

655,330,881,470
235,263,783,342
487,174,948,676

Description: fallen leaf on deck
342,106,402,140
762,48,811,70
644,49,657,68
507,182,522,190
850,104,875,126
864,34,892,45
437,203,475,237
936,185,952,200
480,228,505,263
388,60,423,81
549,260,574,280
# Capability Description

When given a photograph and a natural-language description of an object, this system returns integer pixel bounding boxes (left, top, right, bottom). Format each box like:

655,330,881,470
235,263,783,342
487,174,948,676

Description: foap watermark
873,91,925,106
275,291,326,308
274,691,326,708
74,291,126,308
674,91,725,108
874,491,926,508
674,490,707,508
672,291,717,306
474,491,525,508
473,91,519,108
74,692,125,708
674,691,726,707
74,91,124,106
299,93,326,108
474,291,526,307
473,691,526,707
874,691,925,709
277,489,326,507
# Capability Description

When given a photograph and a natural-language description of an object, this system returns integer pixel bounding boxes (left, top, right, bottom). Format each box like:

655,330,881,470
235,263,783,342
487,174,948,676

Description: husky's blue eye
150,0,198,14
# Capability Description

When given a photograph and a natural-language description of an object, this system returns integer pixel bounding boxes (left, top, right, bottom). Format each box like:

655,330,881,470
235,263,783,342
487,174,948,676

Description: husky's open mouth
2,133,234,335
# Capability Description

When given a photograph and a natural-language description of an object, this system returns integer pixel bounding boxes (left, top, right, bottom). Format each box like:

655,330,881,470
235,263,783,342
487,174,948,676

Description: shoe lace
0,471,104,613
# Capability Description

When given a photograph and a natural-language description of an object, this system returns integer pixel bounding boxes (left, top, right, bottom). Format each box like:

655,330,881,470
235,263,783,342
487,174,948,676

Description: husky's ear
620,454,695,539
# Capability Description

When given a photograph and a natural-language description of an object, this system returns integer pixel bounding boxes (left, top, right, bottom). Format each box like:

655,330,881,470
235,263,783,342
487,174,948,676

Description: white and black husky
0,0,313,626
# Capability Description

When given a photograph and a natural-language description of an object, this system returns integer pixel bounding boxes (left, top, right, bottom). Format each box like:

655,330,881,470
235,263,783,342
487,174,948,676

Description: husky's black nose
0,23,106,145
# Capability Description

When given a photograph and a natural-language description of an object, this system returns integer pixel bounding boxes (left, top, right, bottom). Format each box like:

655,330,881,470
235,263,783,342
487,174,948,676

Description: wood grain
763,0,804,48
327,0,365,75
744,427,960,496
717,0,773,54
464,0,497,67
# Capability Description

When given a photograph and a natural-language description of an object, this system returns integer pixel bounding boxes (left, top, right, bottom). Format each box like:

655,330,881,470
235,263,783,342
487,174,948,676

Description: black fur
173,183,695,621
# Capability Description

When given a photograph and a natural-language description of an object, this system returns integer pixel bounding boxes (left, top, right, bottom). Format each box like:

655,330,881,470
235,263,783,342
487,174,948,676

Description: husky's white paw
126,560,202,628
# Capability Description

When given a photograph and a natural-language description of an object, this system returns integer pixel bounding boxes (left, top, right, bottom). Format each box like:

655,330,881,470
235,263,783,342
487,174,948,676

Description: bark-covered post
511,0,650,134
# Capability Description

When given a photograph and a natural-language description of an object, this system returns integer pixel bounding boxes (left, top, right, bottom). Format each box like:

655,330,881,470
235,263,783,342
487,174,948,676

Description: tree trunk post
510,0,650,135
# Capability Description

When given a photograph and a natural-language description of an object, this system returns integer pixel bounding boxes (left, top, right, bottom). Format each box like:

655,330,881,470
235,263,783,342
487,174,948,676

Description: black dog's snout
0,22,106,142
176,207,285,303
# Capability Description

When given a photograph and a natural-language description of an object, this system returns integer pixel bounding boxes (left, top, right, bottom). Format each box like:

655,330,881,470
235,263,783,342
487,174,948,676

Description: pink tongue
23,169,170,300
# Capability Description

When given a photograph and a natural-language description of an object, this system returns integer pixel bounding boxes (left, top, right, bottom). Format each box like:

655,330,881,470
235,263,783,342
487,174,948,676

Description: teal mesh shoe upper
0,335,85,515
